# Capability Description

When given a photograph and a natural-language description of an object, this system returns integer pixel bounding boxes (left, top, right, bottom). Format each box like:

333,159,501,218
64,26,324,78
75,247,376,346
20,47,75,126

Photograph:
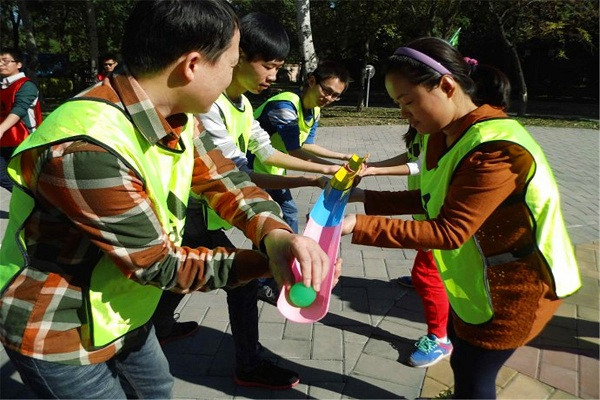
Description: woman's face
385,71,454,134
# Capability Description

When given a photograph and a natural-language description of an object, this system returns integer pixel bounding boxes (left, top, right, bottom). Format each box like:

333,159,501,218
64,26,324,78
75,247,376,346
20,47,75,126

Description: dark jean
152,204,260,369
0,146,16,192
448,316,516,399
265,188,299,234
5,325,173,399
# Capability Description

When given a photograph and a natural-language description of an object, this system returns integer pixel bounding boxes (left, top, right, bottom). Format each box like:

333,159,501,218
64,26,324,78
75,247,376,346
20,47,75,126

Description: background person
97,53,119,81
0,47,42,192
360,125,452,368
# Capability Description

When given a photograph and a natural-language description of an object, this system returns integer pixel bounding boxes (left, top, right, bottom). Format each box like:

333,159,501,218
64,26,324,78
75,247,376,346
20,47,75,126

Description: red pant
411,249,449,338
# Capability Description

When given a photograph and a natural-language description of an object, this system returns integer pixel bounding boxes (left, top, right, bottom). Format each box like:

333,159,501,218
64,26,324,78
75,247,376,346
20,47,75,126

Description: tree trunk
16,0,39,84
11,7,21,49
489,3,528,115
355,38,369,112
508,43,528,116
295,0,318,81
86,0,99,83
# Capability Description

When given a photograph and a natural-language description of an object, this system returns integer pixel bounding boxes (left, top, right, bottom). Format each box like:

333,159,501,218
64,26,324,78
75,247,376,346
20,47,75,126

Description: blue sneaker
408,334,453,368
395,276,413,288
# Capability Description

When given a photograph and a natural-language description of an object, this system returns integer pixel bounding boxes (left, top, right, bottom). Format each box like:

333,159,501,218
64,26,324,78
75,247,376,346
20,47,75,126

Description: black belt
485,242,537,266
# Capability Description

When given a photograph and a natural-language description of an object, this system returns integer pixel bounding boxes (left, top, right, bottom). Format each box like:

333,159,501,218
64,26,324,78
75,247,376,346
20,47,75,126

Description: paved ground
1,124,598,399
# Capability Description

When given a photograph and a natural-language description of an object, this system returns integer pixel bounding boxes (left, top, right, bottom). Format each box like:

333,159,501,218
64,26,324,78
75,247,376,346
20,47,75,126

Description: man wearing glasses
0,48,42,192
252,60,352,234
97,53,119,81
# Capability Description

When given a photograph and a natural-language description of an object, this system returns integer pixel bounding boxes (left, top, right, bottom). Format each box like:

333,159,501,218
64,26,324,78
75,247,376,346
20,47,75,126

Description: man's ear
439,75,456,98
307,75,316,87
181,51,203,82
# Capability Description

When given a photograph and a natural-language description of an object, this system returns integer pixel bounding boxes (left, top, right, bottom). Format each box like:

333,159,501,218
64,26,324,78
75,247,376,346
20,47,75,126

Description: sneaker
157,320,200,346
234,359,300,390
395,276,414,288
408,334,453,368
257,284,279,306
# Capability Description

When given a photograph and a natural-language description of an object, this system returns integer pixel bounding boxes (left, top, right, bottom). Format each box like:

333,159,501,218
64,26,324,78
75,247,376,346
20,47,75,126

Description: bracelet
406,162,420,176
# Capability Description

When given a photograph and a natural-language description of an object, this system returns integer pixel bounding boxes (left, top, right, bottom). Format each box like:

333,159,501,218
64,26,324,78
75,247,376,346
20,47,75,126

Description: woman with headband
342,37,581,399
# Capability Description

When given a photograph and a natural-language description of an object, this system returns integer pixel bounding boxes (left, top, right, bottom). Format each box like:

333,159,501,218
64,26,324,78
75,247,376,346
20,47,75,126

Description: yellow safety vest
253,91,320,176
420,118,581,324
203,93,253,230
0,99,194,347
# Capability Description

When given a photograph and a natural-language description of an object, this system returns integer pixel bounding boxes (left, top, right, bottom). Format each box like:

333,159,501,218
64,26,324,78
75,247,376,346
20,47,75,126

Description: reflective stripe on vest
252,91,320,176
420,118,581,325
203,93,254,231
0,99,194,347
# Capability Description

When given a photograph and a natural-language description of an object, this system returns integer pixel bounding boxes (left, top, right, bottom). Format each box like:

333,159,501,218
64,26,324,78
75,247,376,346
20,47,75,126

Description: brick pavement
1,124,598,399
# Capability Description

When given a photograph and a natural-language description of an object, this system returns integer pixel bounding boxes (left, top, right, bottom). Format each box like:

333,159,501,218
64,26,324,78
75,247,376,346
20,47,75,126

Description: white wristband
407,162,420,176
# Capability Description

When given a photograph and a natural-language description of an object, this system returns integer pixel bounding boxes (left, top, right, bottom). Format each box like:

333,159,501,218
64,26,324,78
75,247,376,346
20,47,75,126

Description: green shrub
38,77,74,99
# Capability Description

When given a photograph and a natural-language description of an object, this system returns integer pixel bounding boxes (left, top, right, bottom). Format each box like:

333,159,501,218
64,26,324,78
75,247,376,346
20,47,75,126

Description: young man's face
0,53,22,78
235,56,284,94
188,29,241,114
103,59,118,73
304,76,346,109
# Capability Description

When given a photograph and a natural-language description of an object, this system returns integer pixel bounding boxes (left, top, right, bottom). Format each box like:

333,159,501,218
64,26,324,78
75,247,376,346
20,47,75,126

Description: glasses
103,62,116,67
0,59,17,65
317,82,342,101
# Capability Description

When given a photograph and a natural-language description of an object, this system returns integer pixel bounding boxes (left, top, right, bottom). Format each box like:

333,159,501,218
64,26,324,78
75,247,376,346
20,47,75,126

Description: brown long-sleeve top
352,105,561,350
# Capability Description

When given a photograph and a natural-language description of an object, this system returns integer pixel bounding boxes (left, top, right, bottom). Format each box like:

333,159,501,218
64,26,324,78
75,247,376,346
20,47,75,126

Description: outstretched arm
360,152,415,177
249,170,328,190
264,150,339,174
301,142,353,161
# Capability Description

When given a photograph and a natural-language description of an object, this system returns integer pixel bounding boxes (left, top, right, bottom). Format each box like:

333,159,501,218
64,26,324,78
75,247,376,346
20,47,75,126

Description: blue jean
5,325,173,399
152,204,261,369
265,188,298,233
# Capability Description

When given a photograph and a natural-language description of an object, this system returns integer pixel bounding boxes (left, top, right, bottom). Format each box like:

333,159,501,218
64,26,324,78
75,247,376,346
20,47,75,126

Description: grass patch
320,106,599,130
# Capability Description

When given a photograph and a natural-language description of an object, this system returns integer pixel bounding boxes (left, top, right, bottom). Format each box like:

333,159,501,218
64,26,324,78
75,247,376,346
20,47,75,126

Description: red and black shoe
234,359,300,390
157,321,200,346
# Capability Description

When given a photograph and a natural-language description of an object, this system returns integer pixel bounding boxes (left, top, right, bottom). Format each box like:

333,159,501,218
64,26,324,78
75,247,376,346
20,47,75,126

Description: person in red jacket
97,53,119,81
0,48,42,192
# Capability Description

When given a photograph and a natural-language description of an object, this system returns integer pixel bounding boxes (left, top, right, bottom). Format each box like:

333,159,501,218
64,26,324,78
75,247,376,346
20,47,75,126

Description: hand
315,175,329,189
358,165,378,177
262,229,329,291
341,214,357,236
332,257,342,287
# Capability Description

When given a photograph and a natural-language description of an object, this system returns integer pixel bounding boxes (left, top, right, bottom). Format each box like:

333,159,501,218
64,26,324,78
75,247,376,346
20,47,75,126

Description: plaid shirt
0,70,289,365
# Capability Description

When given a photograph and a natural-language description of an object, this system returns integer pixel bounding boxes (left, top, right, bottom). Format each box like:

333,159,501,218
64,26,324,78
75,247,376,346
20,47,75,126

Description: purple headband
393,47,451,75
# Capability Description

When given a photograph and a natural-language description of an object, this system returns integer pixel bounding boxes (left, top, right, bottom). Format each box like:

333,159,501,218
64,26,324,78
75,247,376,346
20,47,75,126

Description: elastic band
393,47,451,75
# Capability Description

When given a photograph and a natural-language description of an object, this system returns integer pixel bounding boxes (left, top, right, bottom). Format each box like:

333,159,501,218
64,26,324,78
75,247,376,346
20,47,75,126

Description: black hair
239,12,289,62
308,60,351,89
403,125,418,148
0,48,24,64
385,37,510,109
471,64,511,109
101,53,119,63
121,0,238,77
